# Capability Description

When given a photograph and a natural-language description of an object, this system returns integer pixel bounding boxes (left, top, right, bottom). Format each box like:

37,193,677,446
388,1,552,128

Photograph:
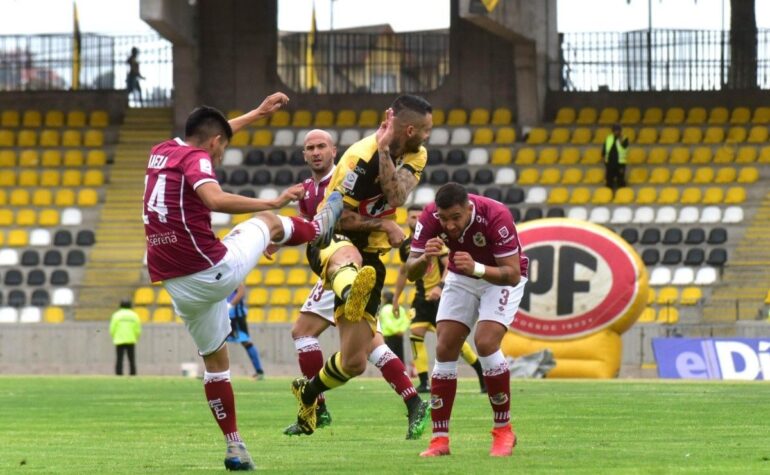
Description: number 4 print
144,174,168,223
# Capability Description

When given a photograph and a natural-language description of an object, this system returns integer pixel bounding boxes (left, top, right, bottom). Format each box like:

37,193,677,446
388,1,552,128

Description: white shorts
164,218,271,355
300,277,382,333
436,271,527,330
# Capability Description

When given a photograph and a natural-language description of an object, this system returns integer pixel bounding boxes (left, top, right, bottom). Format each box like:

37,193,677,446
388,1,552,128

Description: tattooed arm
378,151,418,208
338,210,405,247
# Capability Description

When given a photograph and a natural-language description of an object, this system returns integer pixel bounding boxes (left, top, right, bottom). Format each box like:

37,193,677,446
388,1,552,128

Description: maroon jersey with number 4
143,138,227,282
410,194,529,278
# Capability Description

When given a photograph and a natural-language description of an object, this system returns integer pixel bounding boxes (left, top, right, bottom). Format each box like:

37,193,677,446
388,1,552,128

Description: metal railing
0,33,173,107
277,31,450,94
552,29,770,92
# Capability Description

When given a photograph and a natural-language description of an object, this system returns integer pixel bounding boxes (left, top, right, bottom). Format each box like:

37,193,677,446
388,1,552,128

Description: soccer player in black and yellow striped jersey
394,206,486,394
290,96,433,438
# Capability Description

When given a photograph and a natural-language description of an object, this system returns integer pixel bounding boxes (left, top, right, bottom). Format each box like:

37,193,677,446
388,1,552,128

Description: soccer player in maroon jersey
406,182,529,458
281,129,429,438
142,92,342,471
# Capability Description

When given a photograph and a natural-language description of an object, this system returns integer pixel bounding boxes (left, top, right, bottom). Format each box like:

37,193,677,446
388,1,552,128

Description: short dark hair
407,205,423,212
435,182,468,209
612,123,622,132
391,95,432,117
120,299,132,309
185,106,233,142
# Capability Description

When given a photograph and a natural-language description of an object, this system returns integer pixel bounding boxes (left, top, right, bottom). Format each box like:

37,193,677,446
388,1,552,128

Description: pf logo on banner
513,219,647,340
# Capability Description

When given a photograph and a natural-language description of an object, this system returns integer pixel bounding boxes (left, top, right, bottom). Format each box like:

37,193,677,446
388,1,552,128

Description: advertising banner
652,338,770,380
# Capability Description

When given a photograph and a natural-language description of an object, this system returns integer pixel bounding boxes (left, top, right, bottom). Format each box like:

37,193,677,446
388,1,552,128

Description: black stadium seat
31,289,50,306
427,149,443,165
274,169,294,186
707,248,727,266
547,208,566,218
483,187,502,202
445,149,466,166
524,208,543,222
662,228,683,245
504,187,524,204
474,168,494,185
684,228,705,245
640,228,661,245
21,250,40,266
238,189,256,198
707,228,728,245
465,187,479,196
67,250,86,266
76,230,95,246
296,169,312,182
54,230,73,246
27,269,46,286
684,248,705,266
44,250,62,266
641,248,660,266
267,150,287,166
508,207,521,223
251,170,271,186
215,168,227,184
245,149,265,166
661,249,682,265
8,290,25,308
4,269,23,286
451,169,471,185
50,270,69,286
289,149,306,166
429,169,449,186
228,169,249,186
620,228,638,245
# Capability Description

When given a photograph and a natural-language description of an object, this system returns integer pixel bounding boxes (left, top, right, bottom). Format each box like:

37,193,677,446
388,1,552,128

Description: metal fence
0,33,173,107
277,31,450,94
552,29,770,92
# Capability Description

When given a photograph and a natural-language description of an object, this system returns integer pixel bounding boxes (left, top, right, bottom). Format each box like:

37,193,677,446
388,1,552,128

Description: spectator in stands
602,123,629,191
226,283,265,380
126,47,145,105
109,299,142,376
377,291,410,362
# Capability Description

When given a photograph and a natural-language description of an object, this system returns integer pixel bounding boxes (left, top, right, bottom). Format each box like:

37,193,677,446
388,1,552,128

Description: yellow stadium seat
569,187,591,205
264,268,286,285
514,148,535,165
548,127,570,145
592,127,611,145
45,110,64,127
286,268,307,286
0,170,15,187
133,287,155,305
40,150,60,167
336,109,356,127
245,269,262,286
491,107,512,125
658,127,680,144
726,126,746,143
526,128,548,145
0,209,11,226
473,127,494,145
517,168,539,185
656,286,679,305
642,107,663,125
0,189,5,205
469,108,490,126
583,167,604,184
636,127,657,145
560,167,583,185
559,147,580,165
55,189,75,206
737,166,759,183
22,110,42,127
63,150,84,166
67,110,87,127
702,187,725,204
84,130,104,147
279,248,301,266
627,167,652,187
686,107,707,124
708,107,729,125
626,148,645,165
635,187,657,204
613,187,634,204
647,290,655,306
248,308,265,322
446,109,467,126
752,107,770,124
547,187,569,205
725,186,746,204
152,307,174,323
760,146,770,163
7,229,28,247
89,110,109,127
270,288,291,305
703,127,725,144
680,187,702,204
597,107,619,125
18,170,39,187
714,167,737,183
267,307,289,323
248,288,268,306
670,167,693,184
656,307,679,324
669,147,690,164
575,107,597,125
227,109,243,119
648,167,670,184
571,127,591,145
591,187,613,205
729,107,750,125
1,110,19,127
682,127,703,145
86,150,107,166
358,109,379,127
657,187,680,204
44,307,66,323
554,107,575,125
268,109,290,127
495,127,516,144
230,130,249,147
0,130,14,147
18,150,38,167
16,209,36,226
663,107,685,125
40,170,60,187
17,129,37,147
77,188,99,206
680,287,702,305
38,208,59,226
291,110,312,127
638,307,656,323
132,307,150,323
693,167,715,184
647,147,668,164
747,126,769,143
292,287,311,305
62,170,82,186
314,110,334,127
83,170,104,186
735,146,757,164
539,167,560,184
537,148,558,165
10,188,30,205
620,107,640,125
581,148,602,165
251,130,272,146
690,147,712,164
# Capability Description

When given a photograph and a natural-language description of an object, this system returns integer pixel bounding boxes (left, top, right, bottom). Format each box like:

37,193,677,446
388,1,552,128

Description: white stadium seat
671,267,695,285
258,188,279,200
722,206,744,223
655,206,677,224
222,149,243,166
588,206,610,224
449,127,472,145
19,307,41,323
273,129,294,147
61,207,83,226
428,127,449,146
467,148,489,165
52,288,75,306
0,307,19,323
632,206,655,224
524,186,547,204
677,206,699,224
649,267,672,286
413,187,436,206
0,249,19,266
567,207,588,221
294,129,310,146
699,206,722,224
610,206,632,224
339,129,361,147
363,128,377,138
494,168,516,185
695,267,718,285
211,212,231,226
29,228,52,246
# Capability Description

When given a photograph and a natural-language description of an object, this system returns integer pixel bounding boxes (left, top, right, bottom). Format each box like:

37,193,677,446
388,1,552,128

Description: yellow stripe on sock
318,352,352,389
331,265,358,300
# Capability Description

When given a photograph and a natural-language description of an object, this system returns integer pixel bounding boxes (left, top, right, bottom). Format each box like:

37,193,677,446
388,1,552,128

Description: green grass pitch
1,376,769,473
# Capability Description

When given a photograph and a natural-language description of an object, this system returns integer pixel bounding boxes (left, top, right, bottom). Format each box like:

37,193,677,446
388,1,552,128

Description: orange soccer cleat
419,436,451,457
489,425,517,457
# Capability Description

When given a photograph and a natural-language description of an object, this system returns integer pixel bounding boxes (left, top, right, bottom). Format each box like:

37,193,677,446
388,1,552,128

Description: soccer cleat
489,424,517,457
224,441,256,471
291,377,317,435
419,436,450,457
415,383,430,394
344,265,376,322
406,399,431,440
312,191,344,248
283,405,332,436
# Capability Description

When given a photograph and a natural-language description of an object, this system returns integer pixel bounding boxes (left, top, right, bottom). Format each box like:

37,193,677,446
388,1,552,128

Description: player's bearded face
391,113,432,155
407,211,420,231
437,203,471,239
208,135,228,165
303,138,335,172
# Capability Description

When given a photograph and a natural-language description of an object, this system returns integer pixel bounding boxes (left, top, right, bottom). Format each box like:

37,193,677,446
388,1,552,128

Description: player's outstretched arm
452,251,521,286
196,181,303,214
338,209,405,247
228,92,289,134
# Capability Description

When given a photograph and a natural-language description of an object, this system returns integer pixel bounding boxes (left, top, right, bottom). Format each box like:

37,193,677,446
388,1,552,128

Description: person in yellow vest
602,123,629,191
110,299,142,375
378,291,411,362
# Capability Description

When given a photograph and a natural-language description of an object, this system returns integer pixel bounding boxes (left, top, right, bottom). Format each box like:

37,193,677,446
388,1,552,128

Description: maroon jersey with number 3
143,138,227,282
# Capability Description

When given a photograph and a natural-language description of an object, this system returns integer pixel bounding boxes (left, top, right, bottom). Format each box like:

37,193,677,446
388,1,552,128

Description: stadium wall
0,91,127,124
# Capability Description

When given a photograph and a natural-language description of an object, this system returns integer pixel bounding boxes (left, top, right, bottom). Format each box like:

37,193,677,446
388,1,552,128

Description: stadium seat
596,107,619,125
671,267,695,285
313,110,334,127
514,148,536,165
708,107,729,125
547,188,569,205
661,249,682,266
568,187,590,205
428,128,449,146
450,169,471,184
682,127,703,145
526,128,548,145
726,126,746,143
703,127,725,144
495,127,516,144
655,207,677,224
43,306,65,323
649,267,672,286
66,249,85,266
548,128,570,145
694,267,717,285
539,167,560,185
747,126,769,143
222,149,243,166
560,167,583,185
610,207,632,224
491,107,512,125
722,206,743,223
538,148,559,165
699,206,722,224
89,110,109,127
450,128,471,145
658,127,679,144
503,187,524,205
686,107,707,124
84,130,104,147
51,287,74,305
725,187,746,204
524,187,547,204
591,187,613,205
707,248,727,267
588,207,610,224
266,308,289,323
656,307,679,324
467,148,489,165
680,287,702,305
707,227,727,245
677,206,699,224
29,229,51,247
339,129,361,147
335,109,356,127
446,108,467,126
27,269,46,286
554,107,575,125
